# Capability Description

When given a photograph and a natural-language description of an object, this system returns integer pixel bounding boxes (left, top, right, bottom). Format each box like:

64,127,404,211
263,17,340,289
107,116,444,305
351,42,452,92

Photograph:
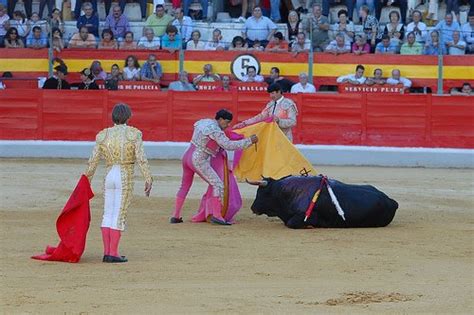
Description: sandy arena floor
0,158,473,314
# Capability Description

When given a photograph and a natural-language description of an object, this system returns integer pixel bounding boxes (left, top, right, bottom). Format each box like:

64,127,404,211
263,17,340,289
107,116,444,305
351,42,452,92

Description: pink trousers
175,145,242,222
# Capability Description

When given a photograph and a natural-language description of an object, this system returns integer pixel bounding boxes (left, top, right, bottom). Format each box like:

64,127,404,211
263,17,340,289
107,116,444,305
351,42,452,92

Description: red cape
32,175,94,263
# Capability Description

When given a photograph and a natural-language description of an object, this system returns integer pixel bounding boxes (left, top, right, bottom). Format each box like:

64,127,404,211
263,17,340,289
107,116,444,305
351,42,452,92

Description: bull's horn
245,179,268,187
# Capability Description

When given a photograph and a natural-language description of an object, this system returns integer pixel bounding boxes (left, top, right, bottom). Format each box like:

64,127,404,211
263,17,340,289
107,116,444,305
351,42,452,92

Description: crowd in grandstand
0,1,472,94
0,1,472,54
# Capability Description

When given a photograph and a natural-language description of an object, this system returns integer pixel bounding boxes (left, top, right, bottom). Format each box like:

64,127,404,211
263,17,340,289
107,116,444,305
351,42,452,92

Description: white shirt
336,74,366,84
241,74,264,82
0,14,10,36
406,21,427,43
291,39,311,52
137,36,161,49
290,82,316,93
448,40,466,55
386,77,412,88
172,16,193,42
461,22,474,44
204,40,225,51
186,40,206,50
9,19,28,37
123,67,140,80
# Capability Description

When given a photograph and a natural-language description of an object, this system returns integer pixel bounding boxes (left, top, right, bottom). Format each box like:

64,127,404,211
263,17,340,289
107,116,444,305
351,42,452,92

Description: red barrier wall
0,90,473,148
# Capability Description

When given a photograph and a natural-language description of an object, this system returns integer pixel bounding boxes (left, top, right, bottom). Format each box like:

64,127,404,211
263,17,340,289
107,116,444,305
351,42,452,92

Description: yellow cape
233,122,317,181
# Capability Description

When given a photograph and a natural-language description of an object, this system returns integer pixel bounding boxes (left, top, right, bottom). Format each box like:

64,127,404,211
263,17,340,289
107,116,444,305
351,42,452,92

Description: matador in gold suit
85,104,152,263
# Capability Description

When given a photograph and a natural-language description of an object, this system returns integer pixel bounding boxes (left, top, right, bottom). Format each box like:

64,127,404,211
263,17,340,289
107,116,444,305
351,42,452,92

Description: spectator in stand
215,75,236,92
119,31,137,50
172,7,193,43
28,12,47,35
90,60,107,80
446,0,460,21
434,13,460,46
450,82,473,96
359,5,381,50
10,11,29,41
287,10,302,45
168,70,196,91
49,8,64,34
98,29,118,49
193,64,221,85
400,32,422,55
226,0,251,22
4,27,24,48
366,68,386,85
290,72,316,94
334,9,355,45
105,64,123,90
248,39,264,51
264,67,295,93
72,68,100,90
205,28,226,51
303,4,329,52
384,10,404,50
355,0,375,17
69,26,96,48
447,31,466,55
375,34,398,54
104,0,125,19
375,1,407,25
424,30,447,55
265,31,289,52
123,55,141,81
26,25,47,49
323,0,355,21
39,0,55,18
138,27,161,49
325,33,351,55
352,34,370,54
104,5,130,41
74,0,98,20
386,69,412,88
229,35,249,51
43,64,70,89
76,2,99,38
336,64,366,85
462,12,474,54
241,65,264,82
162,25,182,53
141,54,162,84
243,6,277,48
183,0,208,20
51,27,64,52
186,30,205,50
145,4,173,38
7,0,32,18
0,5,10,45
406,10,427,44
291,32,311,54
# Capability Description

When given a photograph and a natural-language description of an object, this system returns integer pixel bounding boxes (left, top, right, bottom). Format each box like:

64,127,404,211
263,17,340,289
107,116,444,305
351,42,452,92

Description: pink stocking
209,197,224,221
101,227,110,256
109,229,122,257
173,197,185,218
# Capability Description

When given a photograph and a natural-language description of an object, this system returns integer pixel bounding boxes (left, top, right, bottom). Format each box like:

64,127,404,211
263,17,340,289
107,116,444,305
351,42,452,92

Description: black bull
248,176,398,229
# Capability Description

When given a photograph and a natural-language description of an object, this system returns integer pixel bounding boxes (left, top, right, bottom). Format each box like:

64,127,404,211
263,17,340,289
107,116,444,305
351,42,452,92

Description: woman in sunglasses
4,27,24,48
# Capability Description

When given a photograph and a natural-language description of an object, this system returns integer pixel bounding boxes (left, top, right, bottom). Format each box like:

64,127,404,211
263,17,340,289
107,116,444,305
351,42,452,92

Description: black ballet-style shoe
105,255,128,263
103,255,127,263
170,217,183,224
210,217,232,226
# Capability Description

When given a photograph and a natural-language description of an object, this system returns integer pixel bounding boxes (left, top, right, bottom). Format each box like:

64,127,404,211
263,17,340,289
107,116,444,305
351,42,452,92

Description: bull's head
246,178,279,216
